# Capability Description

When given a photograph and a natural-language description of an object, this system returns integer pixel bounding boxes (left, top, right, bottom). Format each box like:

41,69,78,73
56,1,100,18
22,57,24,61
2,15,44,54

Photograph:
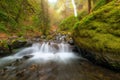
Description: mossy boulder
0,40,11,56
59,11,88,32
73,0,120,70
0,37,29,56
59,16,79,31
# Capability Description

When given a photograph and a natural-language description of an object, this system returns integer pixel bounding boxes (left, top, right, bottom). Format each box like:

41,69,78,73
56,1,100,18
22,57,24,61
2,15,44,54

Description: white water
26,42,79,63
0,42,79,65
72,0,77,17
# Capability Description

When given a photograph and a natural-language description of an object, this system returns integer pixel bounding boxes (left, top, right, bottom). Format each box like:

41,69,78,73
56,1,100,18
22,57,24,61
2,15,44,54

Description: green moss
0,0,41,34
73,0,120,53
93,0,107,11
59,16,78,31
0,22,7,32
59,11,88,32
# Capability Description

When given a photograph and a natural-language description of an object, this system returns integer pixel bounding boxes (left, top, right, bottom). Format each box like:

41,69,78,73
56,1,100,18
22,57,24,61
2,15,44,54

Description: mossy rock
59,16,78,31
73,0,120,70
59,11,88,32
11,38,27,49
0,40,11,56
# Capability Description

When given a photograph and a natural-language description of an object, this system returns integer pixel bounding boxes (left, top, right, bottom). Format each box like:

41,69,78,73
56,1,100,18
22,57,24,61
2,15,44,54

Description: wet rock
0,70,6,75
68,39,74,45
71,46,79,53
32,37,41,42
41,35,46,39
16,69,26,77
22,55,34,60
0,47,11,56
3,67,8,72
9,59,23,66
76,47,120,71
29,64,38,71
15,58,23,63
51,43,59,50
4,66,16,71
12,40,27,49
24,39,33,47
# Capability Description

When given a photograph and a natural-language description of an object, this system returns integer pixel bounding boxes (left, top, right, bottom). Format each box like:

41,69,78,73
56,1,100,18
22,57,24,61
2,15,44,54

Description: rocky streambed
0,40,120,80
0,32,120,80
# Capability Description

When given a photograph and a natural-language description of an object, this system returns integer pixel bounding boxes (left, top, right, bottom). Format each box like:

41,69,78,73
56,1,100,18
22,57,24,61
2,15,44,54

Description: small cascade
0,42,117,80
59,43,69,52
13,42,78,63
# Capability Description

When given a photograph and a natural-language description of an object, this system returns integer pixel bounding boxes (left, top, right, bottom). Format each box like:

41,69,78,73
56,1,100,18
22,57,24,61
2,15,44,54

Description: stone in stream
4,66,16,72
29,64,38,71
68,38,74,45
9,58,23,66
11,40,27,49
41,35,46,39
0,47,11,56
0,69,6,75
51,43,59,50
16,69,26,77
7,55,33,67
22,55,34,60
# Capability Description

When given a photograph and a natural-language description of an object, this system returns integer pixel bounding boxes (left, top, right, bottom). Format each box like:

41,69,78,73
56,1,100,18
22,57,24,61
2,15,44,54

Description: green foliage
73,0,120,53
0,11,8,21
77,11,88,20
0,39,9,49
59,11,88,31
59,16,78,31
93,0,107,11
0,22,7,32
0,0,47,35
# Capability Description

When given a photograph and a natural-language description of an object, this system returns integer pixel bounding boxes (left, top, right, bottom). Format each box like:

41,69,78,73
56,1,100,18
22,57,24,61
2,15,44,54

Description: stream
0,42,120,80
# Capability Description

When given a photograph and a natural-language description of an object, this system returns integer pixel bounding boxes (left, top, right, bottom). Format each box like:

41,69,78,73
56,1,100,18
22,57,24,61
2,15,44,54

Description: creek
0,41,119,80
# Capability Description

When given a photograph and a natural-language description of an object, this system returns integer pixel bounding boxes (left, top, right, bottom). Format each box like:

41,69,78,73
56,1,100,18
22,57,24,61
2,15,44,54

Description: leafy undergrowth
59,11,88,32
59,16,78,31
92,0,107,11
73,0,120,54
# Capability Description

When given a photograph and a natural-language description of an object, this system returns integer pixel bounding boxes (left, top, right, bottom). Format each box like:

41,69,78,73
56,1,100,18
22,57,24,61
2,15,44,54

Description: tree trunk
88,0,91,14
106,0,111,3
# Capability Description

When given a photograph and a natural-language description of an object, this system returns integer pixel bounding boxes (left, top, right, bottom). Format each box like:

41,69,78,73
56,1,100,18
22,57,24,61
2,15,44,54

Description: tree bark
88,0,91,14
106,0,111,3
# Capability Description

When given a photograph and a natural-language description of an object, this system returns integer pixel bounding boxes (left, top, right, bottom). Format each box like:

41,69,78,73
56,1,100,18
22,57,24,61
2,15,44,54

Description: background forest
0,0,111,37
0,0,120,80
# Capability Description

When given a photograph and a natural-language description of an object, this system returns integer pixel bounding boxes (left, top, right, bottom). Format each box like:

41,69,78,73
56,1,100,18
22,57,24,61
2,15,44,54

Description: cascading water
0,42,119,80
10,42,79,63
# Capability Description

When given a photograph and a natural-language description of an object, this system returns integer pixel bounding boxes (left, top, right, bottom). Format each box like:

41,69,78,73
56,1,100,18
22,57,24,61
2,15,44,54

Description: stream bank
0,41,120,80
73,0,120,72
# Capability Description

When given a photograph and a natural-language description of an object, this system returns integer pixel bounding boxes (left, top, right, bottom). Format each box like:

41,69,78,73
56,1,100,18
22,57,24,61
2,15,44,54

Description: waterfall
0,42,80,66
72,0,77,17
12,42,79,63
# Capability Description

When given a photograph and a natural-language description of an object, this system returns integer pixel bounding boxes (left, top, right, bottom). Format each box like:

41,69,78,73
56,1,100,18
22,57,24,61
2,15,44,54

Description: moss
73,0,120,69
59,16,78,31
0,39,8,48
59,11,88,32
0,22,7,32
73,0,120,53
93,0,107,11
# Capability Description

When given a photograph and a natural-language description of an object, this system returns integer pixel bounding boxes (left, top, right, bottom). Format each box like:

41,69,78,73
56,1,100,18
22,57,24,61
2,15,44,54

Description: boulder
68,39,74,45
73,0,120,71
0,47,11,56
11,40,27,49
22,55,34,60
